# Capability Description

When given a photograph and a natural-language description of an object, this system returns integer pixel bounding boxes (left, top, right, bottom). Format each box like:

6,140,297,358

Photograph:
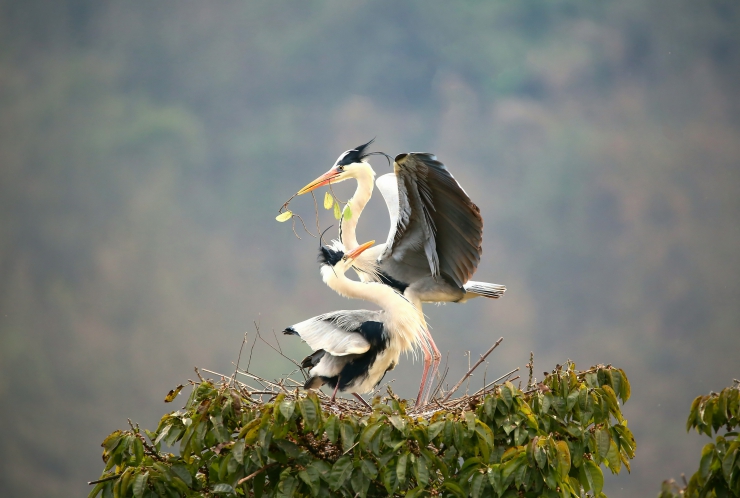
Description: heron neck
340,169,374,250
323,267,399,310
321,265,425,353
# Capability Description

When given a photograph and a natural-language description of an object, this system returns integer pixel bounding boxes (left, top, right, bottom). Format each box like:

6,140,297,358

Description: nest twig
197,330,524,417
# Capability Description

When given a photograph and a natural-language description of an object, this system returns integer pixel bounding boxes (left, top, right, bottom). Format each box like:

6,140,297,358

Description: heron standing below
284,240,429,406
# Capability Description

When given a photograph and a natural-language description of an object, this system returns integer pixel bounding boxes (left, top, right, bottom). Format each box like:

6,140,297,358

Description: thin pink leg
422,329,442,405
330,381,340,403
415,342,432,408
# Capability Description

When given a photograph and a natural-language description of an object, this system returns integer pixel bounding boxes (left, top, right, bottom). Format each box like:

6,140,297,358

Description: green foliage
90,364,634,497
660,381,740,498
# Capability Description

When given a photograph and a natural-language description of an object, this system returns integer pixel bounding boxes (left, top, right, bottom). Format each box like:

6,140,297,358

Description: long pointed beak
345,240,375,262
297,168,341,195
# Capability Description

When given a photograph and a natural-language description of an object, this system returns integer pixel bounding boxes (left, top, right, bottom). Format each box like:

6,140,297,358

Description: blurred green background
1,1,739,496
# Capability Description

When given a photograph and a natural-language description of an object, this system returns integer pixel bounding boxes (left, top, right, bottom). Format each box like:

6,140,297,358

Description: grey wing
284,310,380,356
376,153,483,288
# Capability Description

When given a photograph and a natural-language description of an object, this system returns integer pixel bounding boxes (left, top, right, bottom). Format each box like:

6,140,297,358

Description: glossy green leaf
484,396,497,418
343,203,352,220
722,443,738,481
350,468,370,498
465,411,476,431
323,192,333,209
170,464,192,487
279,475,298,497
699,443,715,480
298,467,321,497
133,437,144,465
471,472,486,498
279,398,295,420
428,421,445,441
298,397,318,430
389,415,406,433
556,440,571,478
330,456,353,490
502,454,523,487
606,439,621,474
212,483,235,494
414,453,430,486
406,486,425,498
501,382,514,407
164,385,184,403
339,421,356,453
361,459,378,479
359,422,382,450
382,464,398,494
324,415,339,443
102,430,123,453
274,438,301,458
583,460,604,494
131,472,149,498
595,428,611,461
442,481,466,498
333,202,341,220
488,466,502,495
396,452,408,484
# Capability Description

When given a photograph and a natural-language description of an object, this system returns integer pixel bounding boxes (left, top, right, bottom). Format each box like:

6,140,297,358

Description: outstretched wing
376,153,483,288
284,310,380,356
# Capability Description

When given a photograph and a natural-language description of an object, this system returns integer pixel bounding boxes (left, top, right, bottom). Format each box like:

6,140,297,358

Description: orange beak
344,240,375,262
297,168,342,195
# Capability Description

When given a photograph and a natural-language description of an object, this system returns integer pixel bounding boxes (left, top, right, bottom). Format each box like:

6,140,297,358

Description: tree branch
442,337,504,402
237,462,279,485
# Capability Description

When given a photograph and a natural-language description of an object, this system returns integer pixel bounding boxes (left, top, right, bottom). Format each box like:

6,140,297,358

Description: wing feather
285,310,379,356
378,153,482,288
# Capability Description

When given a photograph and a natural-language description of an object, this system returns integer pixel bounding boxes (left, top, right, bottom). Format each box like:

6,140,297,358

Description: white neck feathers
340,162,375,250
320,265,425,353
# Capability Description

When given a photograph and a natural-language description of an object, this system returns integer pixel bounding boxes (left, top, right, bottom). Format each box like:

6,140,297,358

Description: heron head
318,240,375,274
297,139,376,195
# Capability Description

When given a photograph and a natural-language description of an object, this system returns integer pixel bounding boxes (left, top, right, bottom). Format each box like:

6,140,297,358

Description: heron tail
462,281,506,299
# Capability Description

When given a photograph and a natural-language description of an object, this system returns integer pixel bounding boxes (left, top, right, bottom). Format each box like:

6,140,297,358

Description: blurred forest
1,1,739,497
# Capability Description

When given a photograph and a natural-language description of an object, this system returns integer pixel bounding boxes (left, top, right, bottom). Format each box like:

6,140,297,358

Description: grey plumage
375,152,491,302
284,310,395,394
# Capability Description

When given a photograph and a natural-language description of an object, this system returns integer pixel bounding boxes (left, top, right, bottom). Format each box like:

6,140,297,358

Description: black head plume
318,225,333,248
336,138,375,167
318,244,344,267
367,150,393,168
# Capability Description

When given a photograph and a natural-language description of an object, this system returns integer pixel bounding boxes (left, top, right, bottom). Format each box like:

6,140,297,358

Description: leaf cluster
323,192,351,221
660,382,740,498
90,364,634,497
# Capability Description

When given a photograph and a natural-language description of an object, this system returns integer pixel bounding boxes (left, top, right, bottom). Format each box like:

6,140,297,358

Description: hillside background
1,1,739,497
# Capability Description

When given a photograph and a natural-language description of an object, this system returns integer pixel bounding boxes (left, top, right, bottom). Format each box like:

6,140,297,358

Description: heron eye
336,165,344,172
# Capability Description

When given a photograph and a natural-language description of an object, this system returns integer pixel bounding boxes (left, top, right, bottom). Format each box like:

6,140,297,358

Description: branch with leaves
660,380,740,498
89,360,635,498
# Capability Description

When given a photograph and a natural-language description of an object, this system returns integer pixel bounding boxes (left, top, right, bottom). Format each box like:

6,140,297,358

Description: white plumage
284,240,427,398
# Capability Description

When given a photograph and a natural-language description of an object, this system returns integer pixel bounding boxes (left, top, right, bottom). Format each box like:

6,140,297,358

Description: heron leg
330,380,340,403
415,342,432,408
352,393,372,410
422,332,442,405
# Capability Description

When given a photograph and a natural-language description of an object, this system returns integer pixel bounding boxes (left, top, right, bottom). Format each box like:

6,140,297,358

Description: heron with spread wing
295,140,506,402
284,240,429,406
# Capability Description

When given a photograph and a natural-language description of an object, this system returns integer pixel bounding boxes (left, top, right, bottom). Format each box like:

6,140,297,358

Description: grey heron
284,240,430,405
296,140,506,398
